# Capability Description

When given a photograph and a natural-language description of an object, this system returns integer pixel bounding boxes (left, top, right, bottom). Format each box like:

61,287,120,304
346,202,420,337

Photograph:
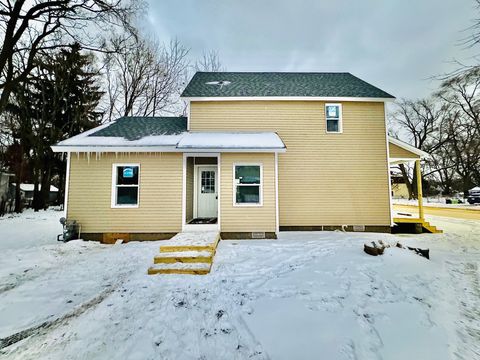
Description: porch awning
51,127,286,153
176,132,286,152
389,137,429,164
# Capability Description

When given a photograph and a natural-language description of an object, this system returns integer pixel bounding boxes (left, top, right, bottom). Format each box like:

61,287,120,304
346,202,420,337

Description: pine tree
7,43,103,211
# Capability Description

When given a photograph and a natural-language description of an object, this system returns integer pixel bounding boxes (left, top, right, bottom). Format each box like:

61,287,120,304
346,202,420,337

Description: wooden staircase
420,221,442,234
148,232,220,275
393,217,443,234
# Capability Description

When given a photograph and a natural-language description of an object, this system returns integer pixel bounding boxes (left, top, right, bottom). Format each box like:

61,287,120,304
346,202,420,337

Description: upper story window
325,104,342,133
112,164,140,208
234,164,263,206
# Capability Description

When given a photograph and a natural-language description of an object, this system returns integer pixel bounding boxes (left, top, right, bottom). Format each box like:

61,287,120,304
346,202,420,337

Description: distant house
391,172,410,199
11,183,59,207
52,71,430,242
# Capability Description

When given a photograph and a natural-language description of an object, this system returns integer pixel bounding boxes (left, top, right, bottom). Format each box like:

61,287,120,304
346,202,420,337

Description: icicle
87,152,90,164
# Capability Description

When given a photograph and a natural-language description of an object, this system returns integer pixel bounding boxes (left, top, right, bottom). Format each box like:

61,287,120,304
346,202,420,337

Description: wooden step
148,262,211,275
422,222,443,234
154,250,213,264
160,245,216,253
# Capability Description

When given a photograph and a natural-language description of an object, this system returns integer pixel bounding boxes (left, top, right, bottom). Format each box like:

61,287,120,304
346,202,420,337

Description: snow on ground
393,197,480,210
0,210,479,360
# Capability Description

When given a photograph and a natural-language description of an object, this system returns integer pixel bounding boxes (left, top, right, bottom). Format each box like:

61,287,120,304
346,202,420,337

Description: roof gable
181,72,395,99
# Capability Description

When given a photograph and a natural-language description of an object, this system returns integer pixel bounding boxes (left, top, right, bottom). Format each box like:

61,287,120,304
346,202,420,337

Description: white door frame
193,164,218,219
182,153,221,232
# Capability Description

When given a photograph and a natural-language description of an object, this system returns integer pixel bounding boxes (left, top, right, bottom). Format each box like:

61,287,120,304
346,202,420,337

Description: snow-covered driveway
0,210,479,360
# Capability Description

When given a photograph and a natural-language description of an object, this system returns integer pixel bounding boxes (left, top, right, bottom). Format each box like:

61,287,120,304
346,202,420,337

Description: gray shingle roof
181,72,394,99
90,117,187,141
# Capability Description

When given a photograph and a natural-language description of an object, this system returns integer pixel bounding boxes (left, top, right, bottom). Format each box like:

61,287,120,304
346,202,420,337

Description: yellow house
52,72,426,242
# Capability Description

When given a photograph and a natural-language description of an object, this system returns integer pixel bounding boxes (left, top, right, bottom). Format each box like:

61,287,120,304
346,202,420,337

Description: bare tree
101,35,189,121
0,0,142,115
390,98,451,198
435,68,480,195
193,50,225,72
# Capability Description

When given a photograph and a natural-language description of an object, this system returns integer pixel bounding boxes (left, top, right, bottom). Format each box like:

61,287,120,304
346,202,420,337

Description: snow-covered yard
0,210,479,360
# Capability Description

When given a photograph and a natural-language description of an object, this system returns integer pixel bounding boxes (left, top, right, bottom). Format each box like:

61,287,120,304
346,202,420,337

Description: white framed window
233,163,263,206
111,164,140,208
325,103,342,133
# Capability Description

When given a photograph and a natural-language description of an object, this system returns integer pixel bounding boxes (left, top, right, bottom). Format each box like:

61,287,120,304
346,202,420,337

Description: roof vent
205,80,231,88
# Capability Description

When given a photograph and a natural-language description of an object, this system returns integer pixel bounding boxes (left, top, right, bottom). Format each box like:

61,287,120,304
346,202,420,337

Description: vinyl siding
186,157,194,222
67,153,183,233
220,153,276,232
190,100,391,226
389,143,420,159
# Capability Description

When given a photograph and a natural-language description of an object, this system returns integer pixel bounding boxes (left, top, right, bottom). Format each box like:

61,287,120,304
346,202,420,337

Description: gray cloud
144,0,477,99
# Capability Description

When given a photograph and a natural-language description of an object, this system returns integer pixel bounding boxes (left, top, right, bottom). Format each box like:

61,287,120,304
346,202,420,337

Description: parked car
467,186,480,204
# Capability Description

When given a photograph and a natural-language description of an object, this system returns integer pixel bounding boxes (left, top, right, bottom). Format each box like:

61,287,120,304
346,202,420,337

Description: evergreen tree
7,44,103,211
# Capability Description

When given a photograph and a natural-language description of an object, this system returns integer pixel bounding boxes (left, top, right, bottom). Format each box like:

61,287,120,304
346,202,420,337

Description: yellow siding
68,153,183,233
220,153,276,232
191,101,391,226
186,158,194,222
389,142,420,159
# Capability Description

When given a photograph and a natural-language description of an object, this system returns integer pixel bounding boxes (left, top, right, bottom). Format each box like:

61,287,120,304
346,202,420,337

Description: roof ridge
194,71,352,74
183,72,395,99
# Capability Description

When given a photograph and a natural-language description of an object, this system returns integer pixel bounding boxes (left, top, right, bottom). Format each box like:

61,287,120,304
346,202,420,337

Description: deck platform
393,217,442,234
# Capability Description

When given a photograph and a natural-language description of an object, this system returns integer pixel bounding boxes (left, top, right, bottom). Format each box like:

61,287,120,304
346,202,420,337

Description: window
112,164,140,207
234,164,262,206
201,170,216,193
325,103,342,133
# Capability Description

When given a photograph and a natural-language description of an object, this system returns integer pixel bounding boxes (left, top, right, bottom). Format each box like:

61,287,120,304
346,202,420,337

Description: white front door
196,166,218,218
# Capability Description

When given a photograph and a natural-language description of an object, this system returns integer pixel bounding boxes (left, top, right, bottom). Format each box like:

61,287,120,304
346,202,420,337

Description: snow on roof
176,132,285,150
52,119,286,153
12,183,59,192
57,134,184,147
55,121,184,147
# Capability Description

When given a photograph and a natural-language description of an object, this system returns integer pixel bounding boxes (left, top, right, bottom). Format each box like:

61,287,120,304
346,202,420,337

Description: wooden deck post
415,159,424,220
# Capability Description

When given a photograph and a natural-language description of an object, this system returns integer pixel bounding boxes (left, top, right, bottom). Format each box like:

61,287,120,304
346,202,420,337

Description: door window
201,170,215,193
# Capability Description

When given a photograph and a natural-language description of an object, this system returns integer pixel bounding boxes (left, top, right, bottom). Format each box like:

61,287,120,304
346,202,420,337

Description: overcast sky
144,0,478,99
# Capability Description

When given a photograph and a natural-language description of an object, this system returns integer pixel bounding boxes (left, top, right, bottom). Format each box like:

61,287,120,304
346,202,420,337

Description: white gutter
51,145,286,153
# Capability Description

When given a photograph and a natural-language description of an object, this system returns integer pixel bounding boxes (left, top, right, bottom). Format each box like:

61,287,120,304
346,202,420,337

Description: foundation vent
353,225,366,232
251,232,266,239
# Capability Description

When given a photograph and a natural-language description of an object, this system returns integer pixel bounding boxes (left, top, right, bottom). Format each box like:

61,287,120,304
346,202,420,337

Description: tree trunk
32,168,42,211
399,164,415,199
462,176,473,198
57,165,65,207
40,161,52,210
14,180,22,213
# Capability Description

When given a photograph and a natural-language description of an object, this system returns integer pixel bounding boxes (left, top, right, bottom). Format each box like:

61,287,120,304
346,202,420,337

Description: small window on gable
325,104,342,133
234,164,262,206
112,164,140,208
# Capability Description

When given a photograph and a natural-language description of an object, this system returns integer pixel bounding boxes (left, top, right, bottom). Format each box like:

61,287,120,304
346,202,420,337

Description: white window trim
325,103,343,134
111,163,140,209
233,163,263,207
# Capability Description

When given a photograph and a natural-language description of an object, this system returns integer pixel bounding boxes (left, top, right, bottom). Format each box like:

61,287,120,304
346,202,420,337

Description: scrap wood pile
364,240,430,259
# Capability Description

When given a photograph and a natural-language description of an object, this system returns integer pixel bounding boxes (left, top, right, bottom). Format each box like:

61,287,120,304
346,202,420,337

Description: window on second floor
325,103,342,133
